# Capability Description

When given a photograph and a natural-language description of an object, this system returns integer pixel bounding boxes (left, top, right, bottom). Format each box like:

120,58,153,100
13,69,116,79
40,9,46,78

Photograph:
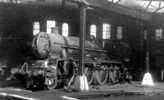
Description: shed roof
0,0,152,20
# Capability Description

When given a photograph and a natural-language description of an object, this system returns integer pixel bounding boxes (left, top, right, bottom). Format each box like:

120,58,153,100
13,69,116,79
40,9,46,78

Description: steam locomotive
13,32,130,90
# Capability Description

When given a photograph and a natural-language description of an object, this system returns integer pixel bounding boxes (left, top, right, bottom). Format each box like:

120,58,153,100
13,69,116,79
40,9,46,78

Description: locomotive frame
15,32,127,90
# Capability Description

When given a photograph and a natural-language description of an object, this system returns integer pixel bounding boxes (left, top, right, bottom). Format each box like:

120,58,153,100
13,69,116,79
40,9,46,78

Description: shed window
33,21,40,35
62,23,69,36
144,30,147,40
155,29,163,40
47,20,56,34
116,26,123,40
102,24,111,39
90,24,96,38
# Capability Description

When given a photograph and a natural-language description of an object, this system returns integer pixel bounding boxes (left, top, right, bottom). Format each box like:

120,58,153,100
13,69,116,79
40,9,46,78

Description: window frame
46,20,56,34
62,22,69,36
116,26,123,40
155,28,163,40
102,23,111,39
33,21,40,36
90,24,97,38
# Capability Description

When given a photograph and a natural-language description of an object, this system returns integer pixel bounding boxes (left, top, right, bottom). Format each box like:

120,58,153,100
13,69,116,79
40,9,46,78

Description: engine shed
0,0,164,89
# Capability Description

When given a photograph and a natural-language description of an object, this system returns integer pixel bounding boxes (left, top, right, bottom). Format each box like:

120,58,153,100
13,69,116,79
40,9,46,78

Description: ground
0,81,164,100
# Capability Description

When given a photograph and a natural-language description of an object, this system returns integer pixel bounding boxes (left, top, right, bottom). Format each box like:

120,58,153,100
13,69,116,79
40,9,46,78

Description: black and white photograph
0,0,164,100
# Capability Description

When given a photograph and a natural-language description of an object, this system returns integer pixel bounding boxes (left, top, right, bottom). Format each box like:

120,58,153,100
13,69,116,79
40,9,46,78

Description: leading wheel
45,76,58,90
45,67,58,90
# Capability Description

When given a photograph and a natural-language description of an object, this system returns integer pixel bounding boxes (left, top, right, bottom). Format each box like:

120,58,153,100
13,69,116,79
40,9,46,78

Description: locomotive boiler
13,32,125,90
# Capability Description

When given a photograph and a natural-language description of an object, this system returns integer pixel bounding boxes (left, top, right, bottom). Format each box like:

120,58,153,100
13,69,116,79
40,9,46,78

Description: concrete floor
0,81,164,100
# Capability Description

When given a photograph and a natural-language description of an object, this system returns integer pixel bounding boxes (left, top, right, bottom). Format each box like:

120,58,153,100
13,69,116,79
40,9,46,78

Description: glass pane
90,24,96,38
116,26,123,40
107,0,164,13
103,24,111,39
47,20,56,34
33,21,40,35
155,29,163,40
62,23,69,36
144,30,147,40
